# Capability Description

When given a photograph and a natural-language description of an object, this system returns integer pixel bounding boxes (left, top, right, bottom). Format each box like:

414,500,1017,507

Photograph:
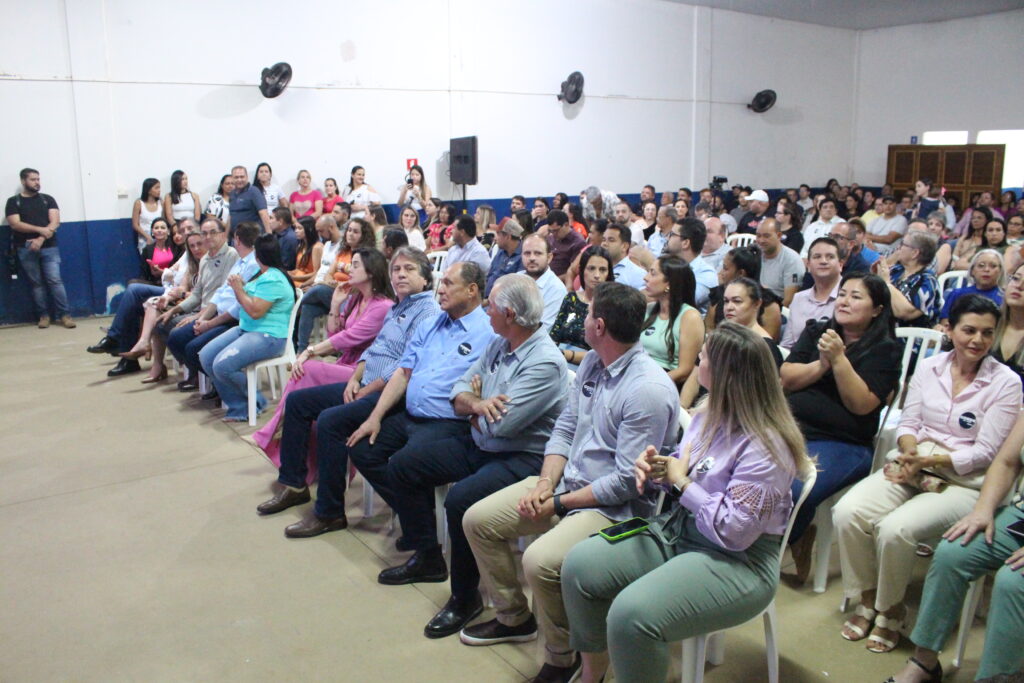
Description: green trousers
561,513,780,683
910,504,1024,681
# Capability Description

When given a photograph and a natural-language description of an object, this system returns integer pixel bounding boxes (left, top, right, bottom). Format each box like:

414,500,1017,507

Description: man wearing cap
736,189,771,234
485,220,524,299
865,195,908,257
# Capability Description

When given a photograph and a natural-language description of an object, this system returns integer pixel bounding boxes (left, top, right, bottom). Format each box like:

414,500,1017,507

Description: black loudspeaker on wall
449,136,478,185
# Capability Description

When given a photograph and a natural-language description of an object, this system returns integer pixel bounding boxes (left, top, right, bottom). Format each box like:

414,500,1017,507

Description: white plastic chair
937,270,969,310
810,326,944,595
243,297,301,426
727,233,756,249
679,462,817,683
429,250,447,274
952,575,987,669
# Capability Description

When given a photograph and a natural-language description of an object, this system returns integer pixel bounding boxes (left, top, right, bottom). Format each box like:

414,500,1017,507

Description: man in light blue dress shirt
259,247,440,529
384,273,569,639
442,215,492,275
677,217,718,311
521,233,569,329
342,262,496,584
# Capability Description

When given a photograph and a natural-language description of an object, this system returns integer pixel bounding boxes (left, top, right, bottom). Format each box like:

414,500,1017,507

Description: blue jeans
295,284,333,349
199,327,287,420
18,246,69,317
109,283,164,352
166,320,235,377
790,439,873,543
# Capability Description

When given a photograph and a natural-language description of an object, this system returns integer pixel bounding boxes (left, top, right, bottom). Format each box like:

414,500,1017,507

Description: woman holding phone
561,322,810,683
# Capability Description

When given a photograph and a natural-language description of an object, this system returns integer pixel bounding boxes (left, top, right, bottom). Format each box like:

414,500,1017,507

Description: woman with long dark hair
162,169,201,228
340,165,380,219
253,247,395,463
952,205,993,270
204,174,233,224
288,216,323,287
780,273,901,584
550,246,613,366
640,256,704,386
426,200,455,252
131,177,162,251
138,217,180,285
199,234,299,422
322,177,343,214
254,162,287,212
397,163,432,218
706,246,783,339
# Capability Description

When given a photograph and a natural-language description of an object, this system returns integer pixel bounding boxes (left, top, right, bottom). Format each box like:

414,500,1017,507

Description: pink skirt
252,360,356,484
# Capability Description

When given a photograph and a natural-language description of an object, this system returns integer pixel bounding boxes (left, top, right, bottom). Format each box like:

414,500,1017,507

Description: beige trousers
833,468,979,611
463,476,611,667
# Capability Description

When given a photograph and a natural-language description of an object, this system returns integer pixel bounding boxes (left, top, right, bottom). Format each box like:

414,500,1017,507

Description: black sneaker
531,654,581,683
459,615,538,646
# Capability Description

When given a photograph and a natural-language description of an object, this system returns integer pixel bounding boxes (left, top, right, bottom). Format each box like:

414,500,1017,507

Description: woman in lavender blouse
561,322,811,683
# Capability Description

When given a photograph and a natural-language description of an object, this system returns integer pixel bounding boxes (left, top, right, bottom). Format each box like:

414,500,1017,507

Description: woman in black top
780,273,901,583
706,246,783,339
993,262,1024,392
551,247,612,367
775,202,805,255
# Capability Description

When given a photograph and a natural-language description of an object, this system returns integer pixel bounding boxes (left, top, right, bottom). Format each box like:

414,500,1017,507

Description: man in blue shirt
229,165,270,234
388,273,569,638
484,220,523,299
281,261,494,542
269,206,298,271
258,247,440,525
166,222,260,392
602,224,646,290
677,217,718,310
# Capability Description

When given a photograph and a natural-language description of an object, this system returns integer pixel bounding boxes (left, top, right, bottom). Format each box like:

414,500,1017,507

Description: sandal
867,613,903,653
882,656,943,682
841,603,877,641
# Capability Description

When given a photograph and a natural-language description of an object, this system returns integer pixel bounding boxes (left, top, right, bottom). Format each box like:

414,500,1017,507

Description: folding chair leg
763,601,779,683
247,368,258,426
953,577,985,668
680,635,707,683
813,501,835,593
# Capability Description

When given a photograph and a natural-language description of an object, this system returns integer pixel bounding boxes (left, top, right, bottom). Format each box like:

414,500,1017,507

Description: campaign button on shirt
458,342,473,356
959,412,977,430
581,380,597,398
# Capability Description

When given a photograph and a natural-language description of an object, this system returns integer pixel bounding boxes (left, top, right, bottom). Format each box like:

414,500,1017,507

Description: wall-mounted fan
558,71,584,104
747,89,777,113
259,62,293,98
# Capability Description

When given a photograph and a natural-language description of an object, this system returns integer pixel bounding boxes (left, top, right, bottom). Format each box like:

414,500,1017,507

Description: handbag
883,442,986,492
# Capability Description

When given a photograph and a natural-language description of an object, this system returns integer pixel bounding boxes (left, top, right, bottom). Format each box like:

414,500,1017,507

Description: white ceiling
672,0,1024,30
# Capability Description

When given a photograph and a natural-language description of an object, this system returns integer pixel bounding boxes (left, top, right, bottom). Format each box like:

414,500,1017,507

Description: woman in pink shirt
253,248,394,474
289,169,324,221
835,294,1021,654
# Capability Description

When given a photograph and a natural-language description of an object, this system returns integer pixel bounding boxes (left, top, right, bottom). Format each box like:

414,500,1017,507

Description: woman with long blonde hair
562,322,810,683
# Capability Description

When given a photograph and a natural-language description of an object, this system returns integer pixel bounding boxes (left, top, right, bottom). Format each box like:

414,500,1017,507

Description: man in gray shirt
460,281,679,682
384,273,569,640
756,217,805,306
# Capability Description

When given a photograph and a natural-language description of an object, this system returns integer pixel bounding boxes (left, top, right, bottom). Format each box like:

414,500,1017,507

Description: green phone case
598,517,650,542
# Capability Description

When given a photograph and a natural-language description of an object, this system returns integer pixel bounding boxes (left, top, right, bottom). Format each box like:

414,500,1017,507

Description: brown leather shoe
60,315,76,328
38,315,50,329
257,486,311,515
284,514,348,538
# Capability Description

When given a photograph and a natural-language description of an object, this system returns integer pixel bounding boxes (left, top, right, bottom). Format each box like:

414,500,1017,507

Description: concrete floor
0,318,989,682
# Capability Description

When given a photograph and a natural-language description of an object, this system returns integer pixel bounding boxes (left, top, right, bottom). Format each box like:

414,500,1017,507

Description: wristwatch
552,494,568,518
305,345,317,357
670,477,691,498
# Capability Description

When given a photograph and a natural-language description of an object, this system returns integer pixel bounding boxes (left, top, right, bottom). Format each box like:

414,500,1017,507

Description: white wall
851,9,1024,185
0,0,861,223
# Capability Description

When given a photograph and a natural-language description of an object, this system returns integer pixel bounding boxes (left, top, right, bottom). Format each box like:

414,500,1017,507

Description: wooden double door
886,144,1004,212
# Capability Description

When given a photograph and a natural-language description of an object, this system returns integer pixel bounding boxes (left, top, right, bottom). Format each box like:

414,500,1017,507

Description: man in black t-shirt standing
4,168,74,328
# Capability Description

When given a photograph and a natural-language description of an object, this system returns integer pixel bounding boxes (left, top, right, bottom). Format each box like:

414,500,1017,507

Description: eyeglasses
200,230,221,237
828,234,849,241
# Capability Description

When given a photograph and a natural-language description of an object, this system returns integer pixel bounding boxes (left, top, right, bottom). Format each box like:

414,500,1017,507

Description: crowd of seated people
80,166,1024,682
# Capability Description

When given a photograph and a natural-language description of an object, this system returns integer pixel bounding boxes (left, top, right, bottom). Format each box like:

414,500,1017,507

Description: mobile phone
1007,518,1024,544
598,517,649,542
